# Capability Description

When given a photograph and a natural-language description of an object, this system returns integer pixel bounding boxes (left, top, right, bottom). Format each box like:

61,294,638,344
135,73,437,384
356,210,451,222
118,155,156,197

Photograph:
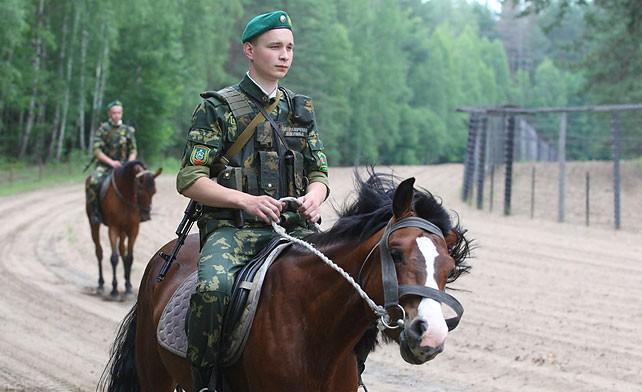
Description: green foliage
2,0,573,168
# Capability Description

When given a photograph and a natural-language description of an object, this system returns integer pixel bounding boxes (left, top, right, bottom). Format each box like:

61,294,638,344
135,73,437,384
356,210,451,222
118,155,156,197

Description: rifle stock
157,200,201,281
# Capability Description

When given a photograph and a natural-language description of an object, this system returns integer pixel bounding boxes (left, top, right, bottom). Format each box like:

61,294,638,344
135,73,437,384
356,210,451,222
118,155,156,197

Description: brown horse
99,172,472,391
86,160,161,298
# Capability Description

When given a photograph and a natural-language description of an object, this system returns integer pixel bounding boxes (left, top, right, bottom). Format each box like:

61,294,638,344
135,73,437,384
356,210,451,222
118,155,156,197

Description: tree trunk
90,23,110,145
56,3,80,161
35,93,47,162
77,19,89,151
47,9,69,161
19,0,46,158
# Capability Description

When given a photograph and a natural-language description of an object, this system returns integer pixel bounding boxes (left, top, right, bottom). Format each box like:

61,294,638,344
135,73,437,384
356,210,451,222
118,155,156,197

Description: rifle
82,156,96,172
157,200,202,281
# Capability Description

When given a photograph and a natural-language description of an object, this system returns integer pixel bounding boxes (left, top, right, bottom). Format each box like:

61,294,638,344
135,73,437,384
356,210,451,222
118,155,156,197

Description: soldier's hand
243,195,283,224
297,195,321,224
111,160,122,169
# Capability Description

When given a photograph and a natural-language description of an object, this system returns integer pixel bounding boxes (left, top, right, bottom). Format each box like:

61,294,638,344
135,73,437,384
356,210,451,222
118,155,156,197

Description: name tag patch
282,127,307,137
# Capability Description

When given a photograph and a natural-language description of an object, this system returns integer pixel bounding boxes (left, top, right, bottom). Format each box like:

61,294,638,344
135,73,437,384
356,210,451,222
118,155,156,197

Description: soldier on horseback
85,100,137,225
176,10,330,392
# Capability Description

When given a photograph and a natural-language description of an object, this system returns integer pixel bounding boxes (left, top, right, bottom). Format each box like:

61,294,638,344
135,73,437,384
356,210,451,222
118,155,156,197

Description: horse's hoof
97,286,105,294
121,292,133,302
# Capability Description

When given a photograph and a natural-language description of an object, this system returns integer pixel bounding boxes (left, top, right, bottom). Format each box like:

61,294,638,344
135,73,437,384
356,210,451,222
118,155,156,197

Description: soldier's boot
187,290,226,392
89,199,102,225
191,366,217,392
86,187,102,225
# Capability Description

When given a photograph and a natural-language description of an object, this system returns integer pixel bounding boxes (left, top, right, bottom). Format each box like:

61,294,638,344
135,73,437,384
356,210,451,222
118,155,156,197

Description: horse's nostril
410,319,428,337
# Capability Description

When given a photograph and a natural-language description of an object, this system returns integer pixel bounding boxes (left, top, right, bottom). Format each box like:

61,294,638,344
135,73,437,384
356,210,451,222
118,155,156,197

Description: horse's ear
154,167,163,178
392,177,415,218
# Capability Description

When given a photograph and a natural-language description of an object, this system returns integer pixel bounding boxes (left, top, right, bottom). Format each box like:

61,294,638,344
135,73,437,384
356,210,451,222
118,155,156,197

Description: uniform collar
240,73,278,104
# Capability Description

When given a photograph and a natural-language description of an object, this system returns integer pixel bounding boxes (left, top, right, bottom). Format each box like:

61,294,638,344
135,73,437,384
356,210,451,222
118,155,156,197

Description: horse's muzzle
140,210,151,222
399,318,444,364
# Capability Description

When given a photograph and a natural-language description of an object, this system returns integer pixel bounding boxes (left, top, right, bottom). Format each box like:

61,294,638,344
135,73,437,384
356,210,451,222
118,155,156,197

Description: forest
1,0,641,166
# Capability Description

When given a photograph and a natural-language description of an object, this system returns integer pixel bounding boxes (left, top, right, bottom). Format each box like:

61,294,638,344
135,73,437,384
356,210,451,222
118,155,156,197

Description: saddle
157,237,292,365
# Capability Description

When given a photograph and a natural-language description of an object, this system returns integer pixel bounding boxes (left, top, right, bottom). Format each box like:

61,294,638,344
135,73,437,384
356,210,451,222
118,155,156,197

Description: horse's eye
390,249,403,264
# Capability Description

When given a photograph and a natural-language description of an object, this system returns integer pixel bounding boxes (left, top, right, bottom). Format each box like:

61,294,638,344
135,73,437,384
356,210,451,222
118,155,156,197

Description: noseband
375,217,464,331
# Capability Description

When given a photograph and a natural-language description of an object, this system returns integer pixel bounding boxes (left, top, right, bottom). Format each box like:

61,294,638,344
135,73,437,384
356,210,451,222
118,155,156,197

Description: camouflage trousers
186,220,312,377
85,165,111,224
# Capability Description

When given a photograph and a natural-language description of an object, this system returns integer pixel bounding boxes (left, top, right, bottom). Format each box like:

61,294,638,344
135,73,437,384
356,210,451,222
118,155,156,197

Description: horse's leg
123,225,139,295
89,222,105,292
108,226,120,297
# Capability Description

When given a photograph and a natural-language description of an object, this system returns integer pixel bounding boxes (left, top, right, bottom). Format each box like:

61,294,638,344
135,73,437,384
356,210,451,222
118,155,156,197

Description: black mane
309,170,471,281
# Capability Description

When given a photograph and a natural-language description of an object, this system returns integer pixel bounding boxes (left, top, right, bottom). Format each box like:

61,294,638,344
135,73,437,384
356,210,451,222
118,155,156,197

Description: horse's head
376,177,470,364
130,162,162,221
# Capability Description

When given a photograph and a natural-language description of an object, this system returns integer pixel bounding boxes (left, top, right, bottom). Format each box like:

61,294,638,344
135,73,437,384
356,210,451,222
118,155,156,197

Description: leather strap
219,90,283,166
246,92,289,151
379,217,444,308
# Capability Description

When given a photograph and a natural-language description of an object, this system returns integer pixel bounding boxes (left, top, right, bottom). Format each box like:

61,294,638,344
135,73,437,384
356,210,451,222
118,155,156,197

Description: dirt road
1,164,640,391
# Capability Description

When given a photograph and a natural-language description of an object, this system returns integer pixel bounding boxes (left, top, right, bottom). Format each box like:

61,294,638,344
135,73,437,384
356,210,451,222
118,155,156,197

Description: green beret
106,100,123,110
241,10,292,43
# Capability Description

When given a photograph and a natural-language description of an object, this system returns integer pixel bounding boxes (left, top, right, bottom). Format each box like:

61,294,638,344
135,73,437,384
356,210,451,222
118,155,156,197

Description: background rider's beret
106,100,123,110
241,10,292,43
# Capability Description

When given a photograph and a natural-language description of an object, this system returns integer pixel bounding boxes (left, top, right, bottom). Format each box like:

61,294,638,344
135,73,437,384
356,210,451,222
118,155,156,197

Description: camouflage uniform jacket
92,121,137,168
176,74,329,232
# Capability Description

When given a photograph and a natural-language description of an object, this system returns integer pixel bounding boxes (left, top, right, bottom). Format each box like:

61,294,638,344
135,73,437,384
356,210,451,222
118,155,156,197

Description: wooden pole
504,115,515,216
530,165,536,219
558,112,567,222
611,112,621,230
462,113,479,202
585,171,590,226
476,117,488,210
489,164,495,212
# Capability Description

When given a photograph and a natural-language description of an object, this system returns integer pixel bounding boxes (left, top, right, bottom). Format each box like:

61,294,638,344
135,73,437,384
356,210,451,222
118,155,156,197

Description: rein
111,166,151,214
271,198,464,331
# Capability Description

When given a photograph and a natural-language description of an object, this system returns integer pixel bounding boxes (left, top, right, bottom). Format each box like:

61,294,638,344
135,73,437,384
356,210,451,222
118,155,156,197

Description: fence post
503,115,515,216
611,112,621,230
476,116,488,210
462,113,479,202
585,171,590,226
489,164,495,212
558,112,567,223
530,165,536,219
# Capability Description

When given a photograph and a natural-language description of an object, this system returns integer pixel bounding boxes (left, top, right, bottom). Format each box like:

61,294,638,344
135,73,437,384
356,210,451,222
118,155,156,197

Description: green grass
0,155,180,198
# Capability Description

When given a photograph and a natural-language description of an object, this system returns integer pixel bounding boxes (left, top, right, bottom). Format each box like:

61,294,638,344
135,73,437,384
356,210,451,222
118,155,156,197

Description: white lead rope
272,197,389,328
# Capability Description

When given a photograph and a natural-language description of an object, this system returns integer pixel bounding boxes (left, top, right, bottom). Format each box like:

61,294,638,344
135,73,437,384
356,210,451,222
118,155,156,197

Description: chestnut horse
86,160,161,298
99,173,471,391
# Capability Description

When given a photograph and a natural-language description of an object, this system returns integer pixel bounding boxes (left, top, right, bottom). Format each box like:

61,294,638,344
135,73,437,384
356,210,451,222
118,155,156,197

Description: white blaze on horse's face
416,236,449,348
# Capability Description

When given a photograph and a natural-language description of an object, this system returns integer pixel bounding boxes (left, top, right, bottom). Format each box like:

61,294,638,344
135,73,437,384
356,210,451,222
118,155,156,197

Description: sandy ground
0,164,640,391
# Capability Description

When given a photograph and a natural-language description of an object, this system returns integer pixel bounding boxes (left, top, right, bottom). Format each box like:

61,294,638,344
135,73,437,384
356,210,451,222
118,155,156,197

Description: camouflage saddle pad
157,238,292,366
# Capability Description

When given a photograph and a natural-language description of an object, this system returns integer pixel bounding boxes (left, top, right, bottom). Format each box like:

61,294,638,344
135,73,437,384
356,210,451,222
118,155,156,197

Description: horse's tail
97,303,141,392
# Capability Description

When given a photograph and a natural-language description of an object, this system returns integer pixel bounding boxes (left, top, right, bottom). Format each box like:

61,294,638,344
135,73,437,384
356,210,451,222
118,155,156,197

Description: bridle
271,200,464,332
111,166,153,216
359,216,464,331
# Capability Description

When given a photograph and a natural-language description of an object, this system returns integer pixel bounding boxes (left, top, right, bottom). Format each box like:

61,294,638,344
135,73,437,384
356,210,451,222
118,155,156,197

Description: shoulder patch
315,151,328,173
190,145,211,166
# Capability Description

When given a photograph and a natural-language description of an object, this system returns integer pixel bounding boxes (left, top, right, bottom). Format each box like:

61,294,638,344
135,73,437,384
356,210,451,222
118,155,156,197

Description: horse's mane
308,169,471,281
